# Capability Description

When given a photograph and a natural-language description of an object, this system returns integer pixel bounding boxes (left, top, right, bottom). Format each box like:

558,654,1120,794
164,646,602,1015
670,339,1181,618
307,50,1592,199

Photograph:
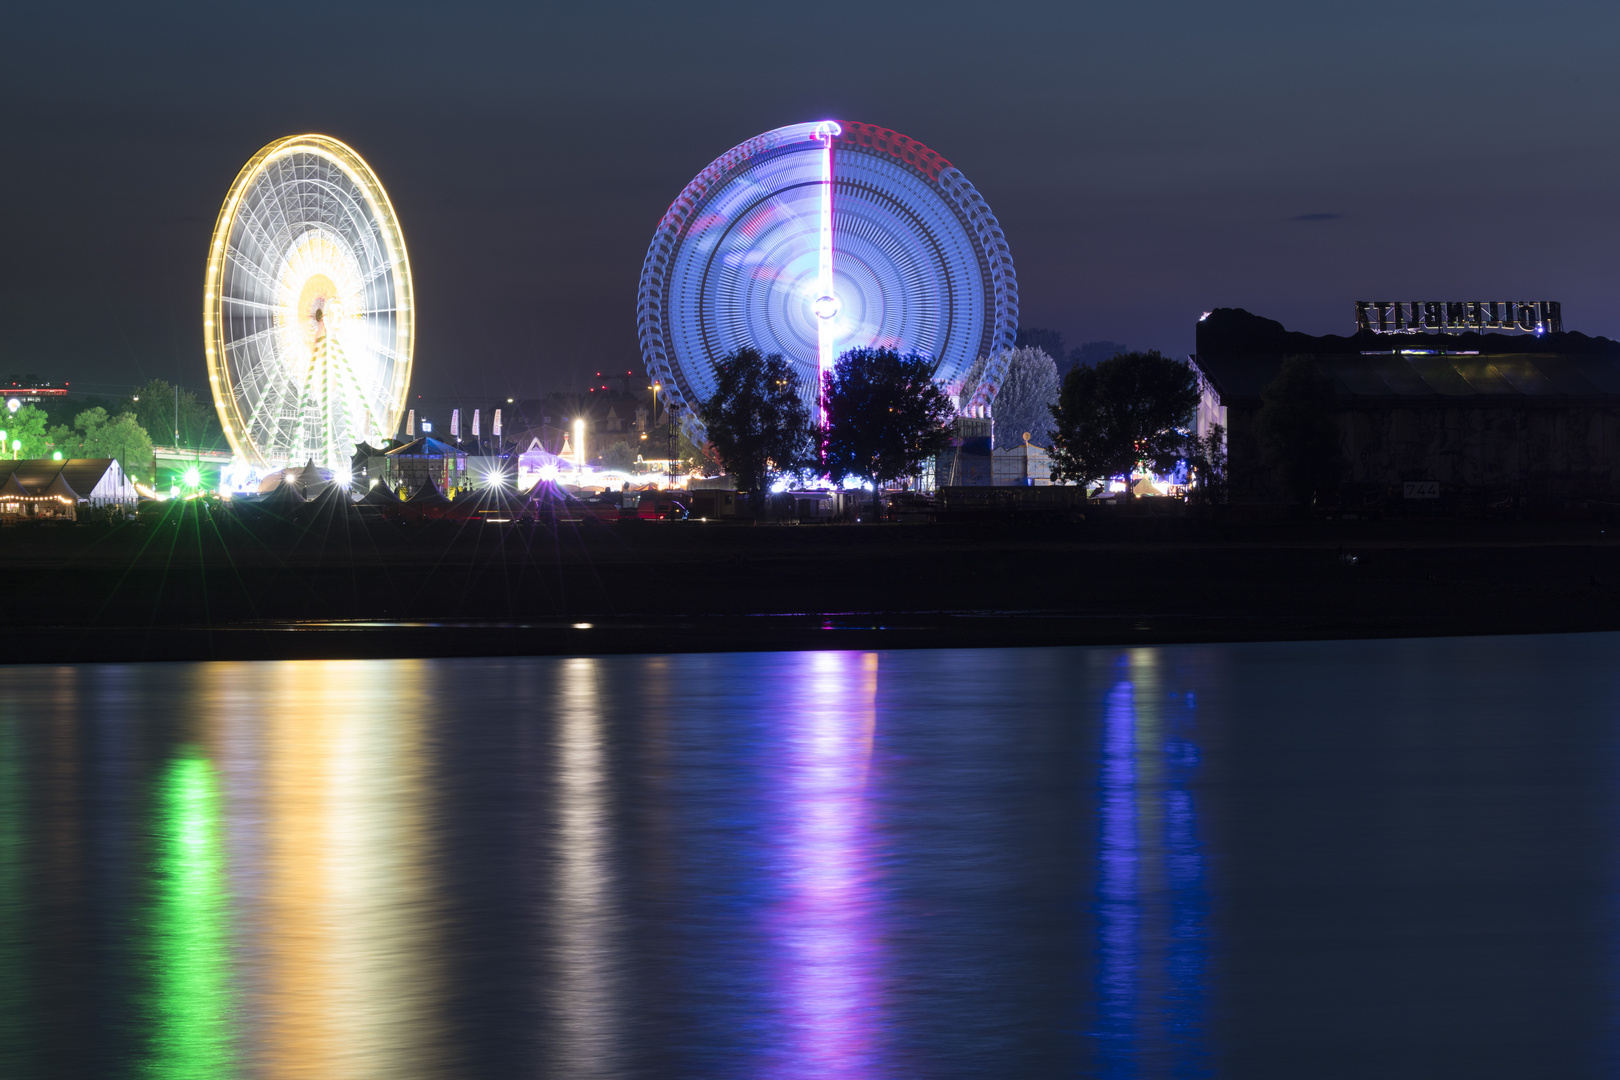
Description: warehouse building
1193,307,1620,506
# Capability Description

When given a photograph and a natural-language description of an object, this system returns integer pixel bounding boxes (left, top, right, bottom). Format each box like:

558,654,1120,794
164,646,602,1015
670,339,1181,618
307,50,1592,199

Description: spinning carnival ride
637,121,1018,434
204,135,413,473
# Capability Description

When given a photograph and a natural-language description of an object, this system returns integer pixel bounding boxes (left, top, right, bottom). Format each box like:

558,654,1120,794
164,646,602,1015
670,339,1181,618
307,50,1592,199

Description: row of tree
698,346,956,519
1041,349,1345,505
2,404,158,483
0,379,220,485
696,343,1232,517
1048,349,1215,497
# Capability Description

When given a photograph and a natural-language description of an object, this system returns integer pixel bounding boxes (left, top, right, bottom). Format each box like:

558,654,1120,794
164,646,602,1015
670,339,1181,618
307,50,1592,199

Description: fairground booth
0,458,138,522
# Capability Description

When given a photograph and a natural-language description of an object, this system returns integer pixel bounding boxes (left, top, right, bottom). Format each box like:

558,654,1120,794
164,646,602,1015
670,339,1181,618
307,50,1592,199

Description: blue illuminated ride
637,121,1018,434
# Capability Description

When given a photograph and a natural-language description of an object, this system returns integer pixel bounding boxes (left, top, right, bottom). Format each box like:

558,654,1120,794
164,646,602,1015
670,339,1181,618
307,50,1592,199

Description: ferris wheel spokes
638,120,1017,438
204,135,414,473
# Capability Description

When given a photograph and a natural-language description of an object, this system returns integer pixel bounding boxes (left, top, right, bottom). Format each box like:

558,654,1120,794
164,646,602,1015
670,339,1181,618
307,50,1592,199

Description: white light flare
814,121,842,426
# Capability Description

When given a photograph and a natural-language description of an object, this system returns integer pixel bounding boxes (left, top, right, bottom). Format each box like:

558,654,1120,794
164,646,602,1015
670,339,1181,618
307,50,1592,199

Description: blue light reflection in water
1,637,1618,1077
1092,651,1210,1078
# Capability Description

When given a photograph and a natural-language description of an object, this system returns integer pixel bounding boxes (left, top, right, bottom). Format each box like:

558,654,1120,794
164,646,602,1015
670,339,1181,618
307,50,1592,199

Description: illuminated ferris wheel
204,134,413,472
637,120,1018,431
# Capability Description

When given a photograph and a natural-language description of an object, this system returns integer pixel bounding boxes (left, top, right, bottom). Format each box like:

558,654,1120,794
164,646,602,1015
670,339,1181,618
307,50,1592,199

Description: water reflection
551,657,622,1077
143,751,233,1078
1092,650,1209,1077
7,639,1618,1077
771,651,882,1078
248,660,445,1079
0,710,25,1076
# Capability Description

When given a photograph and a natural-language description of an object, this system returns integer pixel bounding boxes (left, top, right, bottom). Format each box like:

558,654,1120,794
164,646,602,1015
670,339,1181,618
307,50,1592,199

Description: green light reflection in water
0,714,27,1076
144,750,235,1079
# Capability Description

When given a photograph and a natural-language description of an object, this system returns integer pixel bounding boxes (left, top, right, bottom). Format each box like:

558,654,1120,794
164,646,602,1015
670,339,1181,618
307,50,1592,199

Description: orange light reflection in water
205,660,446,1080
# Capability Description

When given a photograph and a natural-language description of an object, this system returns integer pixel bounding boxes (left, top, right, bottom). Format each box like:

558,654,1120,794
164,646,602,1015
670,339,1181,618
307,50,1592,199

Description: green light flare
0,716,29,1075
143,752,235,1079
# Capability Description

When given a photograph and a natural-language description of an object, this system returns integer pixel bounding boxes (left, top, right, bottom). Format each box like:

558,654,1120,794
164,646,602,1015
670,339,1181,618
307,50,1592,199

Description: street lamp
648,382,661,486
573,418,585,485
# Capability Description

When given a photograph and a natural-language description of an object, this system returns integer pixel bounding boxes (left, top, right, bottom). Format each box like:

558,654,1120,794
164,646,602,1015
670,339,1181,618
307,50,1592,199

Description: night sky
3,0,1617,403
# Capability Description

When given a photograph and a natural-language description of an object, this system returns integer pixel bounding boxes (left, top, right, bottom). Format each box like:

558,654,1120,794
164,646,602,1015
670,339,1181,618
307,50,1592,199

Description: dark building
1194,308,1620,505
0,375,71,408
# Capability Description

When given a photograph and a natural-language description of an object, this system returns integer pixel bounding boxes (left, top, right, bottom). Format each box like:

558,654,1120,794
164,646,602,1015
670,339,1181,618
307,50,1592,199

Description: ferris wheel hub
813,294,841,320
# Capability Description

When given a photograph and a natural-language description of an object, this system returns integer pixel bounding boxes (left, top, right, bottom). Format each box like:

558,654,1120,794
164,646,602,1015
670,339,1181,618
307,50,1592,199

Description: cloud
1291,212,1344,221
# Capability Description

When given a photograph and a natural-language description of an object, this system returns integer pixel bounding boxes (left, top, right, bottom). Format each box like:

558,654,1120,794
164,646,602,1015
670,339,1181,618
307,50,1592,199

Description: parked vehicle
634,495,689,520
573,494,623,521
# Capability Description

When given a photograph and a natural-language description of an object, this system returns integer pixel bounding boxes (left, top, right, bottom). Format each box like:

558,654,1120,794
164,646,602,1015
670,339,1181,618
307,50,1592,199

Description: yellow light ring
202,134,414,470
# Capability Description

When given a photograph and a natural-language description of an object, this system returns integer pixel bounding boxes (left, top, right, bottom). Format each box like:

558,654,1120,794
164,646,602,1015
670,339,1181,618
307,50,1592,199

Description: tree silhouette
697,346,813,512
1184,423,1228,504
0,405,52,459
822,347,955,521
50,406,155,484
1048,350,1198,495
132,378,221,450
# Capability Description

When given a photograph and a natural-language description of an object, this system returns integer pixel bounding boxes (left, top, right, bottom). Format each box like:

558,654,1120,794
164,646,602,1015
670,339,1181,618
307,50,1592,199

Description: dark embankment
3,504,1620,662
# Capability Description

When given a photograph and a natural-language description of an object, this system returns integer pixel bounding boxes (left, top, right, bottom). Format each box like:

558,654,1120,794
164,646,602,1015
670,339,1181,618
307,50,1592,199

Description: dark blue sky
3,0,1617,399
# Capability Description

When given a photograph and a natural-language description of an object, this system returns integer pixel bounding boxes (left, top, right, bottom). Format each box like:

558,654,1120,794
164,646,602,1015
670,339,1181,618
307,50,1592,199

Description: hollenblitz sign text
1355,301,1562,335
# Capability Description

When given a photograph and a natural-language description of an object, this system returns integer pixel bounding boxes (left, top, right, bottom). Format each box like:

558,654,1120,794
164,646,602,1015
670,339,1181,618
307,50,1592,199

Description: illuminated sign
1355,301,1561,335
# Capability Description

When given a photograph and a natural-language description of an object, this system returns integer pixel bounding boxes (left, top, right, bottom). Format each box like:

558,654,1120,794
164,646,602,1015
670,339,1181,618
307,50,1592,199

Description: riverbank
2,511,1617,662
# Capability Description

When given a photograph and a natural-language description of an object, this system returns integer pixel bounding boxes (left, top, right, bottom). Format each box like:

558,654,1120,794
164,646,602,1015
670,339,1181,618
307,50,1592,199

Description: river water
1,637,1616,1078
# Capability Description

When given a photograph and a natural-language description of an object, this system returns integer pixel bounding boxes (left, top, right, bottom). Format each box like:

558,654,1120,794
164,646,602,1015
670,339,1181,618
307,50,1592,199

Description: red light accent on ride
834,122,953,182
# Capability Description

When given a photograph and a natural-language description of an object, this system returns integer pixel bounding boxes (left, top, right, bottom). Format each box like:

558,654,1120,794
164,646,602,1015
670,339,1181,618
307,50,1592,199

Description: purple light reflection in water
767,650,884,1079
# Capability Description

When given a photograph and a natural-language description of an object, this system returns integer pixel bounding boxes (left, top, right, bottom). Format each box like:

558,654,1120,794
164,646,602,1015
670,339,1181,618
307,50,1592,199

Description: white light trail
814,121,842,425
